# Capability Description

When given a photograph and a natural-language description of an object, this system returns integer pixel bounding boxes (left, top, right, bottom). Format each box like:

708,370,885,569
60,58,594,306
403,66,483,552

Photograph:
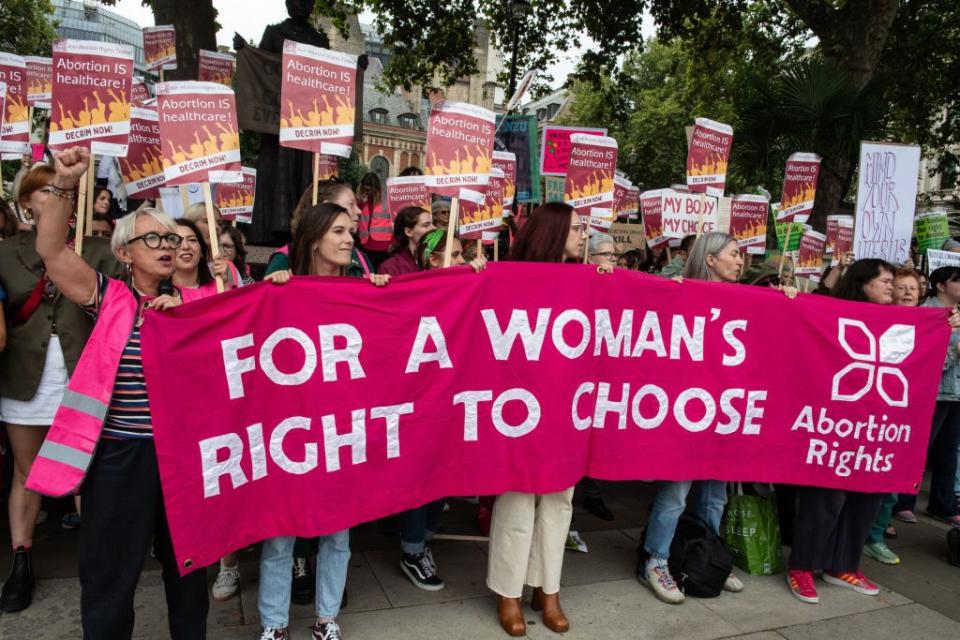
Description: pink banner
540,125,606,177
139,264,949,573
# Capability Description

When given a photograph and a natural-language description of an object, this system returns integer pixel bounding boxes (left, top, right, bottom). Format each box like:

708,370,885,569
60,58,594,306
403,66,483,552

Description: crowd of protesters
1,147,959,640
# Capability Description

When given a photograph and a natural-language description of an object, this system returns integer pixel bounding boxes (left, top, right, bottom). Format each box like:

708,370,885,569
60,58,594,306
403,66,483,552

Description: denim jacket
923,297,960,401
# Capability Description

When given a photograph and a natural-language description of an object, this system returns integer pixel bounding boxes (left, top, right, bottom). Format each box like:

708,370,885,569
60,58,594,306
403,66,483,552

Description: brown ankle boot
531,588,569,633
496,595,526,636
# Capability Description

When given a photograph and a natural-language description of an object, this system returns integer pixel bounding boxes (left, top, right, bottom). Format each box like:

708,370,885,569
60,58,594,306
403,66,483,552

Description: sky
103,0,655,89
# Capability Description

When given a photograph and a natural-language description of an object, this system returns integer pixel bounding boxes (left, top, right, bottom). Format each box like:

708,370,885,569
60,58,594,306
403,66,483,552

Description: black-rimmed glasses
127,232,183,249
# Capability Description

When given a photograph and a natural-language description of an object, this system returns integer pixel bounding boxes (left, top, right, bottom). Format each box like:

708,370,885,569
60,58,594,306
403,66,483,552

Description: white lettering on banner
454,388,541,440
406,316,453,373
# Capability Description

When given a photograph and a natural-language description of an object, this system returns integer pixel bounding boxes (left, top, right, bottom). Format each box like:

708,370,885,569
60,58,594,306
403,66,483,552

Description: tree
0,0,57,57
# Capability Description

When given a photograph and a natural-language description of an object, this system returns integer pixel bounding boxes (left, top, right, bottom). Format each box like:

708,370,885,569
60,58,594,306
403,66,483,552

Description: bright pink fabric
140,264,950,573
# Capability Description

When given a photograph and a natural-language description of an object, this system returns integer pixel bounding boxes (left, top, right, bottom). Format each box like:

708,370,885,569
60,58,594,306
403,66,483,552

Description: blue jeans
398,499,445,555
258,530,350,627
644,480,727,559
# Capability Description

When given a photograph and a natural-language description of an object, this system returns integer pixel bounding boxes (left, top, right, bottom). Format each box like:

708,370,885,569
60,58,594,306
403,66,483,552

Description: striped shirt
85,273,153,439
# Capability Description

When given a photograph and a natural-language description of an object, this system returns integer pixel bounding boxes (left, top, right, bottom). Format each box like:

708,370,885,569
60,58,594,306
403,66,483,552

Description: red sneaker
824,570,880,596
787,569,819,604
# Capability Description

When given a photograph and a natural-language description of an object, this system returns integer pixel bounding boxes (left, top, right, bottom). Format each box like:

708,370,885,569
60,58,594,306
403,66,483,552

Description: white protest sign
927,249,960,274
852,141,921,264
660,189,719,239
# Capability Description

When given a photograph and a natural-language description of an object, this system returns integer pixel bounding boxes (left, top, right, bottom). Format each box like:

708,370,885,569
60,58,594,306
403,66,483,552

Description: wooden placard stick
202,182,225,293
476,238,483,261
442,197,460,268
84,153,96,235
696,191,706,238
179,184,190,216
778,221,794,279
312,152,320,205
493,237,499,261
74,169,88,255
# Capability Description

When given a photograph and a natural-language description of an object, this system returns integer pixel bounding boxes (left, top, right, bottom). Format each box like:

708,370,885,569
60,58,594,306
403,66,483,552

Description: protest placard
495,115,540,202
0,83,6,146
730,194,768,254
826,214,854,265
455,185,490,237
156,81,242,185
640,188,669,250
160,184,203,216
926,249,960,273
143,25,177,71
544,176,564,203
612,176,632,220
0,53,29,155
609,221,647,251
686,117,733,196
216,167,256,223
661,189,719,238
564,134,618,227
120,106,163,200
852,141,921,264
136,263,950,571
131,77,150,106
424,100,496,197
24,56,52,109
775,220,805,252
386,175,430,216
623,186,640,220
540,124,606,177
796,228,827,279
49,40,134,156
492,150,517,210
914,210,950,254
779,152,821,222
198,49,235,87
278,41,357,157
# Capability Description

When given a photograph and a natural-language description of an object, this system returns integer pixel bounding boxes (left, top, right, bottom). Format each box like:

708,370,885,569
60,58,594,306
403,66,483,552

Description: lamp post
507,0,531,98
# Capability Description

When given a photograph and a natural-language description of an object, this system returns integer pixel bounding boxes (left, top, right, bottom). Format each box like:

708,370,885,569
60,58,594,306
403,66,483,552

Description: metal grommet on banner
183,559,193,569
597,265,604,274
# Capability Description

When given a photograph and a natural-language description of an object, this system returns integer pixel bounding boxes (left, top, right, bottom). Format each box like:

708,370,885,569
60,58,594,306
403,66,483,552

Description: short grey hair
682,232,738,281
184,202,221,224
589,232,615,254
111,208,178,254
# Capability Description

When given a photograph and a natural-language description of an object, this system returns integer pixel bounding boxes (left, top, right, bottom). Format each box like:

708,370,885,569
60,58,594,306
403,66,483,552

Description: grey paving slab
776,602,960,640
363,540,491,608
720,634,787,640
559,529,638,587
335,596,503,640
694,571,908,634
0,575,82,638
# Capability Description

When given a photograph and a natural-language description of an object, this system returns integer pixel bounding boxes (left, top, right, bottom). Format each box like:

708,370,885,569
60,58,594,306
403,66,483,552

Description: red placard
386,176,430,216
796,228,827,278
49,39,134,156
624,187,640,220
120,105,163,200
24,56,52,109
729,194,769,255
0,53,29,154
156,81,241,185
564,134,618,227
456,186,489,238
216,167,256,223
612,176,632,220
686,117,733,196
279,41,357,157
492,150,517,210
143,25,177,71
131,77,151,106
198,50,235,87
828,215,855,265
424,100,496,197
540,125,607,177
779,152,821,222
641,189,669,250
459,168,504,236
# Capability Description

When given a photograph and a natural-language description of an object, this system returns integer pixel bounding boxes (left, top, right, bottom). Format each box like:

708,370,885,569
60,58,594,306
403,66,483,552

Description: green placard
915,211,950,253
544,176,565,204
775,221,805,252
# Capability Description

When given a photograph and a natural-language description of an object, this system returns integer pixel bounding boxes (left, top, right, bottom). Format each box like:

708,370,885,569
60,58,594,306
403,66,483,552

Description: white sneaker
212,560,240,601
643,557,684,604
723,572,744,593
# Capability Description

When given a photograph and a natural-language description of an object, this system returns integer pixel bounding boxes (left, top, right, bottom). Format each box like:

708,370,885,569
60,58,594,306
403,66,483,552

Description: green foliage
0,0,57,57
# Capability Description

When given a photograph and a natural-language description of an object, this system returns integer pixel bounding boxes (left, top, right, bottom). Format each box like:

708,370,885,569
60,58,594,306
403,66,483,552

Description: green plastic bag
724,484,785,575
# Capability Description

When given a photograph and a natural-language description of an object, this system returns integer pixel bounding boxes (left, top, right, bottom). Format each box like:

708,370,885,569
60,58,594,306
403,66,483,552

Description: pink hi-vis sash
140,263,950,573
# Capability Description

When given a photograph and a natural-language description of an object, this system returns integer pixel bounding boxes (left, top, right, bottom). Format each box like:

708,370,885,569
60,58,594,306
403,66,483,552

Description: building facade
50,0,148,73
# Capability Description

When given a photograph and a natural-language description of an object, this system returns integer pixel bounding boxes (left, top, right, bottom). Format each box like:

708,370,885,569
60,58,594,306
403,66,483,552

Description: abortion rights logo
831,319,914,407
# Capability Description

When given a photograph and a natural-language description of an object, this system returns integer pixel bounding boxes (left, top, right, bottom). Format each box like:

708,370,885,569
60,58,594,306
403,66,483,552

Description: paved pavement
1,481,958,639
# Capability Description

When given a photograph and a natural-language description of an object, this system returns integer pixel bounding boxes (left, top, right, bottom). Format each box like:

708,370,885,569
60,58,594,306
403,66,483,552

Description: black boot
291,556,314,605
1,546,35,613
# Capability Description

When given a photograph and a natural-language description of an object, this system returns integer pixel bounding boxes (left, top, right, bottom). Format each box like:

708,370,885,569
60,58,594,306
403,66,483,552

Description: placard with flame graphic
564,134,618,227
424,100,495,197
49,39,133,156
796,228,827,278
198,50,235,87
131,77,150,106
612,176,633,220
458,167,504,237
386,176,430,216
24,56,52,109
0,53,29,154
729,194,769,255
779,152,821,222
827,215,854,265
623,186,640,220
120,106,164,199
156,81,241,185
640,188,669,250
279,41,357,157
492,150,516,211
216,167,256,223
143,25,177,71
686,117,733,196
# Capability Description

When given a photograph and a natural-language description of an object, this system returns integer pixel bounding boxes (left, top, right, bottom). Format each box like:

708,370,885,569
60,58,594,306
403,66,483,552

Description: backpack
637,513,734,598
948,528,960,568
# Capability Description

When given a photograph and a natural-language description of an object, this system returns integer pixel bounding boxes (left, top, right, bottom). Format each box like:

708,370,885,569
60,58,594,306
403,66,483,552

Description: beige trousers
486,487,575,598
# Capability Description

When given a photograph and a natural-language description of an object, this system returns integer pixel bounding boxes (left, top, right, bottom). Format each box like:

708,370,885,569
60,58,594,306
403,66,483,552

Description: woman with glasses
0,163,122,614
23,147,219,637
172,218,238,300
588,233,620,270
